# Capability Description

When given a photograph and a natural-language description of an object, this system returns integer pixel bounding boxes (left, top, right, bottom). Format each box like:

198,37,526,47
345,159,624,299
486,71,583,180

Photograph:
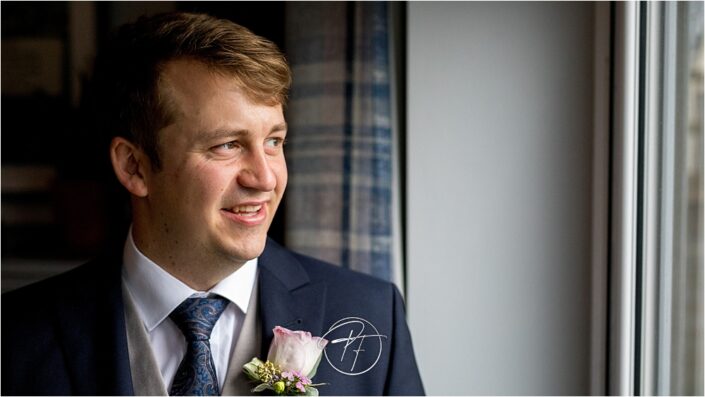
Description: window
610,2,703,395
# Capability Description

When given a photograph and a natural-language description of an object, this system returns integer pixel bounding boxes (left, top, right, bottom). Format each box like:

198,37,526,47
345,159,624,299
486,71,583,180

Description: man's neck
130,228,246,291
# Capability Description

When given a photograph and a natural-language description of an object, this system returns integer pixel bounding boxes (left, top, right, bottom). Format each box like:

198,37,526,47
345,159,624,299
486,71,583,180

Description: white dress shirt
121,230,258,391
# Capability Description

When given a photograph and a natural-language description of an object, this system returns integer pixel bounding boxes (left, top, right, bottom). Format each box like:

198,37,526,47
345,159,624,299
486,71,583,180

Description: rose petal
267,326,329,377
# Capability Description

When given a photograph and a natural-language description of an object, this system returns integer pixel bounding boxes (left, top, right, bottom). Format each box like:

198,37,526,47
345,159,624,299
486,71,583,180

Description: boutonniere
244,326,329,396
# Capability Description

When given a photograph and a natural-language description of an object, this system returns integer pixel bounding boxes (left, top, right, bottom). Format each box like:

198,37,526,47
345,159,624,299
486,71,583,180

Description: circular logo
320,317,387,376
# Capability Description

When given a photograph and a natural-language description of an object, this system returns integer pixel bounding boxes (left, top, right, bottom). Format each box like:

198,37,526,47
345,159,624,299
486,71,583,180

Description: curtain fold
284,2,396,282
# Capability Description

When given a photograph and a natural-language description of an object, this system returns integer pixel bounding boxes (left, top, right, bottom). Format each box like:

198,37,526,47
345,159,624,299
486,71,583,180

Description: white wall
406,3,594,394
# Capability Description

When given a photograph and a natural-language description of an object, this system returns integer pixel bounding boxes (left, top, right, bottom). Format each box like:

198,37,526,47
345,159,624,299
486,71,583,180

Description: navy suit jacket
2,239,424,395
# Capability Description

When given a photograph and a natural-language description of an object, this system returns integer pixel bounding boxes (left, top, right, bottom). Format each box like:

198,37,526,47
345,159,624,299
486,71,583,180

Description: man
1,12,424,396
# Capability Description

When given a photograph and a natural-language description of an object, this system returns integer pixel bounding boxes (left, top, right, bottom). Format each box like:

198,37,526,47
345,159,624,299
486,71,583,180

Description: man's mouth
230,204,262,216
221,203,267,225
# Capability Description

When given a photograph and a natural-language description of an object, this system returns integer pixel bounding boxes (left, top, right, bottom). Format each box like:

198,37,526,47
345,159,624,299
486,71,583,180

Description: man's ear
109,137,150,197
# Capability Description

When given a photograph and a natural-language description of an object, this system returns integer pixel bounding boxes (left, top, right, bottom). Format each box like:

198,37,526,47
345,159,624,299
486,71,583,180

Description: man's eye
265,138,286,148
212,141,240,153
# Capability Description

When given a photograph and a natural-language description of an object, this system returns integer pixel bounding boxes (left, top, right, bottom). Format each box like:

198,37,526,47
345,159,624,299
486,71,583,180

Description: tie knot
170,297,229,341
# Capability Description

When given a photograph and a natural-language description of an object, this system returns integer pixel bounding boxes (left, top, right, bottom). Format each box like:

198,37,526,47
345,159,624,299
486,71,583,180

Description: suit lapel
257,239,327,359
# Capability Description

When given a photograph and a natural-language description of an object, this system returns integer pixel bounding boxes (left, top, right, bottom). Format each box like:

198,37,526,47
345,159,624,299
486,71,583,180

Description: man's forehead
159,59,233,99
158,59,282,113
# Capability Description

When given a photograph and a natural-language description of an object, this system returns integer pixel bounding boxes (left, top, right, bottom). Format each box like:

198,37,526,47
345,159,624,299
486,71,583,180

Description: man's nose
237,149,277,191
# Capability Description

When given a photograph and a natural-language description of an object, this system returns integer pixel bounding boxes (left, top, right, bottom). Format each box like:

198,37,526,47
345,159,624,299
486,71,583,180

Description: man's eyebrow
198,128,249,142
197,123,288,142
271,122,288,133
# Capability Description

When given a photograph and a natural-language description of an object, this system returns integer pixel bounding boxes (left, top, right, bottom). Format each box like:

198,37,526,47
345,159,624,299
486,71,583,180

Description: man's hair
91,12,291,169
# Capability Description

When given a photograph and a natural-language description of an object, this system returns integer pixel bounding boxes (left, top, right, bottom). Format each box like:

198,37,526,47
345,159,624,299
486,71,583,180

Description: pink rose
267,326,329,378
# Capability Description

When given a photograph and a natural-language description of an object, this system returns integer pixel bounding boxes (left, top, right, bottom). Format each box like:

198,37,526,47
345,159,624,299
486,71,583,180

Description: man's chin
223,238,267,263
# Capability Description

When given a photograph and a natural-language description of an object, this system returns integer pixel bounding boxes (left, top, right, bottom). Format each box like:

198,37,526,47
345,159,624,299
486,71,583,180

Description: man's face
141,59,287,267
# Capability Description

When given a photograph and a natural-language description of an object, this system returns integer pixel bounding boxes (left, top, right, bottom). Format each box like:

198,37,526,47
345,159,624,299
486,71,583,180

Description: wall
406,2,594,394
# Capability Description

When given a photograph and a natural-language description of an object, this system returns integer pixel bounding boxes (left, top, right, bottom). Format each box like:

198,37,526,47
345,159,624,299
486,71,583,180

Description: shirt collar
122,228,258,332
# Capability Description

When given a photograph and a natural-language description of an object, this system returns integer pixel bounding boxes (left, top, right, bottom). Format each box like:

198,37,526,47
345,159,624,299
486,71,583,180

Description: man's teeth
232,205,262,214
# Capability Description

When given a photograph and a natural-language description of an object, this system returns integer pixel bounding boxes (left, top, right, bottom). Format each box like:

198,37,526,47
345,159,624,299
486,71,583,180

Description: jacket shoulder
292,250,394,290
1,255,131,396
262,238,399,302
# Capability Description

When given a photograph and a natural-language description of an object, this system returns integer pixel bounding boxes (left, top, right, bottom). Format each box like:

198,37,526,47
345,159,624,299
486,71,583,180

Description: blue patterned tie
169,297,229,396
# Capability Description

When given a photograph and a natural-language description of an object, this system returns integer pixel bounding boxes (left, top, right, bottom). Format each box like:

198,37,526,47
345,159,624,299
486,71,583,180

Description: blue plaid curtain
284,2,394,281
